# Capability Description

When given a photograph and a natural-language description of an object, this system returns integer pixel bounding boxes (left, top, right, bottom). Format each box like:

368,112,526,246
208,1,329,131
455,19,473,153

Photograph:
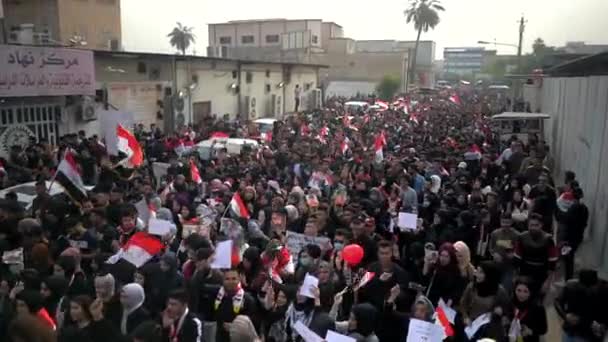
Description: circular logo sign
0,125,35,156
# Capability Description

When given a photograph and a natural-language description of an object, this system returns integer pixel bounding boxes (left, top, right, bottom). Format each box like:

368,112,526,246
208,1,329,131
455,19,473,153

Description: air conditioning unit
79,96,98,121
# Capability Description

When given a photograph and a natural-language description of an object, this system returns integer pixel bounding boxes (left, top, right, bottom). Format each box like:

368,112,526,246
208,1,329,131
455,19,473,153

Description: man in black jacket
163,289,203,342
214,268,257,342
360,240,410,342
562,187,589,280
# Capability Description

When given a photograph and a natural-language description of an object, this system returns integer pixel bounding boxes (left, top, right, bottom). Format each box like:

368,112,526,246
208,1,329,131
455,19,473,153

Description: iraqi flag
117,125,143,167
54,149,88,202
210,131,229,139
229,192,250,219
410,112,419,125
374,132,386,163
464,144,482,161
190,160,202,184
375,100,389,111
106,232,164,268
340,137,350,155
434,305,455,338
0,160,6,176
354,271,375,291
448,93,462,106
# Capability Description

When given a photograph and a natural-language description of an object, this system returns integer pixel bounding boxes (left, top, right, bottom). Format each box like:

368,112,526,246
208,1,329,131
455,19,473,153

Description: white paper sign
406,318,444,342
464,312,491,339
148,218,175,236
299,273,319,298
2,247,23,265
398,212,418,231
293,321,323,342
211,240,233,269
438,298,457,324
326,330,356,342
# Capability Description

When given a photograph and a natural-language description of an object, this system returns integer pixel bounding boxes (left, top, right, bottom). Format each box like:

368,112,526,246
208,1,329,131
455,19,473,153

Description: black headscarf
475,261,500,297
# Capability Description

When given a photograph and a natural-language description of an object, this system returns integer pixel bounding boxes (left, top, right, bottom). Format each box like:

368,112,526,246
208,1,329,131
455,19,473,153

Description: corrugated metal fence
541,76,608,277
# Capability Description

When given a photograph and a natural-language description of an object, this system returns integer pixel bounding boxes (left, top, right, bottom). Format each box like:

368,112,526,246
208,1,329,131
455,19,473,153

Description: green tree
168,22,196,55
376,75,401,100
404,0,445,85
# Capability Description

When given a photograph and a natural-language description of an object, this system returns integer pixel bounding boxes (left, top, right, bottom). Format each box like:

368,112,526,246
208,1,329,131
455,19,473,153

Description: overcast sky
121,0,608,59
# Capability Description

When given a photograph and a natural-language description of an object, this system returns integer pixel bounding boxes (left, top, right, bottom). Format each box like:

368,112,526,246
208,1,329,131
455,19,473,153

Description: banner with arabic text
0,44,95,97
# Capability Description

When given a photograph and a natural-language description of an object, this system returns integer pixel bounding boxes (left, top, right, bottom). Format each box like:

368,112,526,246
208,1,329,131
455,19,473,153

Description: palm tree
404,0,444,85
168,22,196,55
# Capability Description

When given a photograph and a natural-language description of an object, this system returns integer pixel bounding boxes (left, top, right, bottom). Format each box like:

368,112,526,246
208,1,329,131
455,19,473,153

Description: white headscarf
120,283,145,334
430,175,442,194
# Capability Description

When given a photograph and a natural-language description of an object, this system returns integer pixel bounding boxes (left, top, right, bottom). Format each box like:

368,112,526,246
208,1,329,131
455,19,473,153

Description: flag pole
47,149,67,193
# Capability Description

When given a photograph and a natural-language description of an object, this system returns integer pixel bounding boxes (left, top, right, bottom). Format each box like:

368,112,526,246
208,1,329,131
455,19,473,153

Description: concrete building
1,0,122,50
207,19,437,95
443,47,495,76
556,41,608,55
0,43,323,157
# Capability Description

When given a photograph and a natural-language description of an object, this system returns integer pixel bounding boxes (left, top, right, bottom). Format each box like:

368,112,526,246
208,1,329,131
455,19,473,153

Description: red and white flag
148,203,157,219
435,305,455,338
354,271,375,291
190,160,202,184
374,131,386,162
410,112,419,125
320,126,329,137
448,93,462,106
54,149,88,202
0,160,6,176
375,100,389,111
340,137,350,155
210,131,229,139
106,232,164,267
117,124,143,167
229,192,250,219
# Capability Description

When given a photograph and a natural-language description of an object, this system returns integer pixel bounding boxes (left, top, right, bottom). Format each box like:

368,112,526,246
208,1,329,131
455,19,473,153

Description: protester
0,91,604,342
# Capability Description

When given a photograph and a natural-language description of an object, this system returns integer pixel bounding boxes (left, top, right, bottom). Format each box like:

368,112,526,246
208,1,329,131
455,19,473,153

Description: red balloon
342,244,364,267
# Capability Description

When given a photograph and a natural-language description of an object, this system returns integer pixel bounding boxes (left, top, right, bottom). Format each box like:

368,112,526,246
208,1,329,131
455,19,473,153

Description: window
312,35,319,44
245,71,253,83
265,84,271,93
241,35,254,44
232,70,238,79
265,70,270,77
219,36,231,45
265,34,279,43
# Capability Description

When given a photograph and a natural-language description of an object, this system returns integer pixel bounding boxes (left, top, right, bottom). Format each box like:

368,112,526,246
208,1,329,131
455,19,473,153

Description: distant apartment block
2,0,122,50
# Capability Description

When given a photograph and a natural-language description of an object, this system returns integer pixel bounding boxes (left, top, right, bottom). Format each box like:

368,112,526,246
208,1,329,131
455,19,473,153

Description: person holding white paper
459,261,509,341
330,303,379,342
286,284,335,342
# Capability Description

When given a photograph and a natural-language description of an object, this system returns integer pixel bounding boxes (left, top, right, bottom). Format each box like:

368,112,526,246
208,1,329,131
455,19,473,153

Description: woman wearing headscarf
40,275,68,322
316,261,338,312
263,283,296,342
93,273,121,330
454,241,476,281
142,251,183,316
284,283,335,342
422,242,467,307
459,261,509,341
507,277,547,342
239,247,265,296
119,283,149,336
333,303,379,342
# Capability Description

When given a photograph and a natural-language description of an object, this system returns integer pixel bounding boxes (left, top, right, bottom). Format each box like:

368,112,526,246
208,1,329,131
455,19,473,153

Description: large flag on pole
117,124,143,167
54,149,88,202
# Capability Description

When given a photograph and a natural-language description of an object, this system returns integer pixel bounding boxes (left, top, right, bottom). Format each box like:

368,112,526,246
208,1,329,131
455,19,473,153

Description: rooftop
210,18,324,25
547,51,608,77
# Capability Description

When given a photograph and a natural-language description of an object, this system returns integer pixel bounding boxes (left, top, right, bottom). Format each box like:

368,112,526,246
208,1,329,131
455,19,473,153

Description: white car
196,138,260,160
0,181,94,212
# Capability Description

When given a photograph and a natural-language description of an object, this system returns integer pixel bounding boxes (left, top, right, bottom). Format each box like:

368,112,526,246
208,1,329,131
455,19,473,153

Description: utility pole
516,15,526,74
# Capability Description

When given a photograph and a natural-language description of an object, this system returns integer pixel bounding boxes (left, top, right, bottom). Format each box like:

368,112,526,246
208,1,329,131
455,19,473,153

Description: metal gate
0,102,60,157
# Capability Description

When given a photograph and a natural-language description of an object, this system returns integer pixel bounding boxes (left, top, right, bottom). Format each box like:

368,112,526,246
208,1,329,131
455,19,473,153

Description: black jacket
162,310,203,342
122,306,150,335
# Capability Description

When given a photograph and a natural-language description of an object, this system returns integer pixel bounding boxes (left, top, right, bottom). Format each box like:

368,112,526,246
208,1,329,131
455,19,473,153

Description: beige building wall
2,0,121,49
2,0,61,39
56,0,121,50
284,66,319,113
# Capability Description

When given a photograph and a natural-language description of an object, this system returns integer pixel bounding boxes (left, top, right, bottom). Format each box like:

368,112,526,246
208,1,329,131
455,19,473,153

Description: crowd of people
0,91,606,342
